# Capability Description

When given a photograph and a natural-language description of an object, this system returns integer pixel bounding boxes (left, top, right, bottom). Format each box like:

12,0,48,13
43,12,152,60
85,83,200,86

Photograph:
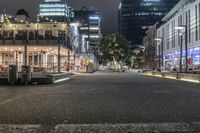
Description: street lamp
175,25,188,73
71,35,80,71
155,37,163,71
174,27,183,73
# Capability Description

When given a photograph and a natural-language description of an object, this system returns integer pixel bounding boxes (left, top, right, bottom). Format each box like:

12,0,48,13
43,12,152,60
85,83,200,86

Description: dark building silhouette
16,9,30,23
118,0,180,47
16,9,30,18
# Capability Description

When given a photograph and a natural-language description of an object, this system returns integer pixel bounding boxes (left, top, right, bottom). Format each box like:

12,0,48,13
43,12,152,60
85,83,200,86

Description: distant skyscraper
118,0,180,47
73,7,101,52
38,0,73,22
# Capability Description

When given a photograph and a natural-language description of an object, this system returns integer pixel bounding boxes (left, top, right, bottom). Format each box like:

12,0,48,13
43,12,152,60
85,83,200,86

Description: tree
123,48,134,68
99,33,128,70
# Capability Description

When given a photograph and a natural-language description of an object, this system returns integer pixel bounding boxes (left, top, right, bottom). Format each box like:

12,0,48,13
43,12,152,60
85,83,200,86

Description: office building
38,0,73,22
119,0,179,47
73,7,101,52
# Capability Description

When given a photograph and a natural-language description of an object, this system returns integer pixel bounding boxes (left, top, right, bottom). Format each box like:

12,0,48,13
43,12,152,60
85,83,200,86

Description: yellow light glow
144,73,199,84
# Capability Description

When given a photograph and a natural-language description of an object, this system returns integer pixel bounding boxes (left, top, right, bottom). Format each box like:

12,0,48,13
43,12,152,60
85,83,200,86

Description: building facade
157,0,200,71
0,21,96,75
143,22,160,69
38,0,73,22
0,14,16,23
0,22,72,72
118,0,179,47
73,7,101,52
0,11,99,78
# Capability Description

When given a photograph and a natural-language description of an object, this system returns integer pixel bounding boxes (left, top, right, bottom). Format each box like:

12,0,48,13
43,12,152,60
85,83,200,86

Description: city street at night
0,71,200,132
1,0,200,132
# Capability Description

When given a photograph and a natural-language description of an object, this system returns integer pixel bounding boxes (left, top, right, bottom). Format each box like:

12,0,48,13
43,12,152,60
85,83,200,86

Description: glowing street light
155,37,163,71
174,25,188,73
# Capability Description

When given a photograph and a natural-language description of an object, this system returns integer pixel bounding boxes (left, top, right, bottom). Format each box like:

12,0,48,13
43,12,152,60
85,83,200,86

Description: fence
0,62,71,78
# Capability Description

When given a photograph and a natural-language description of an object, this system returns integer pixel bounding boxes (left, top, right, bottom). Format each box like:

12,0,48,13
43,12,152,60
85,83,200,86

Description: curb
143,72,200,83
55,122,200,133
0,125,42,133
1,122,200,133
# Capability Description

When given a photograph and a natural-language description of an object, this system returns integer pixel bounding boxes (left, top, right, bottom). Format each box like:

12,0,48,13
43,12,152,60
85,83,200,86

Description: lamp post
155,38,163,71
66,18,71,75
144,46,147,69
58,30,65,73
70,35,79,70
58,41,61,73
175,25,188,73
67,33,70,74
24,29,28,66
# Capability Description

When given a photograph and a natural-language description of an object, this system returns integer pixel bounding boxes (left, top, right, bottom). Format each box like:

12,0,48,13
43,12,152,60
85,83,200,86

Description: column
58,45,61,73
0,53,2,65
13,51,17,64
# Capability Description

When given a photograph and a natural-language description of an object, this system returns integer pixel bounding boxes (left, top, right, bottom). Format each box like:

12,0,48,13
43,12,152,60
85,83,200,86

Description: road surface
0,70,200,132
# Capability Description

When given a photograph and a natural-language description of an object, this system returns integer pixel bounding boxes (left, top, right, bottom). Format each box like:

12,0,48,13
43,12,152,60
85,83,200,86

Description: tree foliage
99,33,128,68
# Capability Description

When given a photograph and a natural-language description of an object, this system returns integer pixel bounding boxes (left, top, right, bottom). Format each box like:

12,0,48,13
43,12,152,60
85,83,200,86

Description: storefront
0,45,74,77
78,53,98,72
164,46,200,71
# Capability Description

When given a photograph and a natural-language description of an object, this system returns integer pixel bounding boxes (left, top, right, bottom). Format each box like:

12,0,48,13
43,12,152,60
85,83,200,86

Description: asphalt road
0,70,200,125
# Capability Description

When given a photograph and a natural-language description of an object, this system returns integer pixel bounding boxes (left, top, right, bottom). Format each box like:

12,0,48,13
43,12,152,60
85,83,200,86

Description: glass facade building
73,8,101,52
38,0,73,22
118,0,179,47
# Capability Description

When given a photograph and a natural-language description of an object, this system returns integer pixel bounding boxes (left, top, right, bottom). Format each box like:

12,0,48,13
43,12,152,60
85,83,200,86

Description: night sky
0,0,121,35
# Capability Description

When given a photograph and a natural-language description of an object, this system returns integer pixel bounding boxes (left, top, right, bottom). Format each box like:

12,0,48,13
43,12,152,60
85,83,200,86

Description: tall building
73,7,101,52
38,0,73,22
157,0,200,71
119,0,179,47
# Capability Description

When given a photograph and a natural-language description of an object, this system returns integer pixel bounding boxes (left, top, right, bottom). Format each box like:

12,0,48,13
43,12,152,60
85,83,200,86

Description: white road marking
0,96,23,107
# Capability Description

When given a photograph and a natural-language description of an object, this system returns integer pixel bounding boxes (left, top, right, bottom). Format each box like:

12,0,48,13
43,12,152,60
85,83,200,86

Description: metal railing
0,62,74,78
